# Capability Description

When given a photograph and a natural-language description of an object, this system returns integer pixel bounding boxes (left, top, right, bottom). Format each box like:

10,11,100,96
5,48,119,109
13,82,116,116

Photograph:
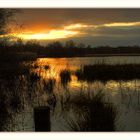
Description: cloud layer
13,9,140,46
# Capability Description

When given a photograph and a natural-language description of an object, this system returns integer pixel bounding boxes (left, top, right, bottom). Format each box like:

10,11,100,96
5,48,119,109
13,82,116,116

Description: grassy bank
0,52,37,63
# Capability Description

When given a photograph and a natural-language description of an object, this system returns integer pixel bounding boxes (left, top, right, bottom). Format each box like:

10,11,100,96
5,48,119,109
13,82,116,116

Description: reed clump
60,69,71,86
75,64,140,82
65,93,117,131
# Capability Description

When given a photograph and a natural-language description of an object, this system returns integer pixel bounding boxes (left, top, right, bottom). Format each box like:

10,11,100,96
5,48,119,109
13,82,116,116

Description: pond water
32,57,140,131
0,56,140,131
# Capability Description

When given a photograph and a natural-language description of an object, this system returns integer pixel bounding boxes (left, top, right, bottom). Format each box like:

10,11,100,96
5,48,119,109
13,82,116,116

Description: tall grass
0,62,57,131
65,92,117,131
0,77,25,130
43,78,56,93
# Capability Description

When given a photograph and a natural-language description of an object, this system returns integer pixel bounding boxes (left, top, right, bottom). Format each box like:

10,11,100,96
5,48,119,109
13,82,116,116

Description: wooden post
34,106,50,131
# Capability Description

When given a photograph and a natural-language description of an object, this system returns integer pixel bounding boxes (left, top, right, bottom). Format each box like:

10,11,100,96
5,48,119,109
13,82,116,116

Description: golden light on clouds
2,22,140,41
12,23,89,40
15,29,79,40
103,21,140,27
64,23,89,30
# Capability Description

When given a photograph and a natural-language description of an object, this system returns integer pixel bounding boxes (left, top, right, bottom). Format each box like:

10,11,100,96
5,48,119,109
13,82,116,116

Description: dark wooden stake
34,106,50,131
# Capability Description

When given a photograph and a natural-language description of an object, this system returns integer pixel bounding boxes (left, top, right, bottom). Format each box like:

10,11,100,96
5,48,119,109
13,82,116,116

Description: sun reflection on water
29,58,140,96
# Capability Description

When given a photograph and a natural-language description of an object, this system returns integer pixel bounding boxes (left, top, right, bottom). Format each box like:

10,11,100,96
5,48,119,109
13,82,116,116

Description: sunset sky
9,9,140,46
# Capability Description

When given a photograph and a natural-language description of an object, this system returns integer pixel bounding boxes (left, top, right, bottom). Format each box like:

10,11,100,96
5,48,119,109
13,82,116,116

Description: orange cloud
15,29,79,40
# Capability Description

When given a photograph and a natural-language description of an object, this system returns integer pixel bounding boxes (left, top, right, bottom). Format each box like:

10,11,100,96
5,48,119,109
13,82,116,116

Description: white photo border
0,0,140,8
0,132,140,140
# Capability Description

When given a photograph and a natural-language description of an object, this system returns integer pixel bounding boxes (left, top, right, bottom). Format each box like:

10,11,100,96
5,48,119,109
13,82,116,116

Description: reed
60,69,71,86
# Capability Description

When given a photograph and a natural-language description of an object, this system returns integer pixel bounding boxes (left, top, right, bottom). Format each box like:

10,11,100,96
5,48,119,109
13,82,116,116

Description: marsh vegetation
0,56,140,131
75,64,140,82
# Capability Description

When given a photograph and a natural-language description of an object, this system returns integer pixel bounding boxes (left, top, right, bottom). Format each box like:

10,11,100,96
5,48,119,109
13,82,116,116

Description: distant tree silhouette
77,43,86,48
13,38,24,47
26,40,40,47
87,45,91,48
47,41,63,49
65,40,76,48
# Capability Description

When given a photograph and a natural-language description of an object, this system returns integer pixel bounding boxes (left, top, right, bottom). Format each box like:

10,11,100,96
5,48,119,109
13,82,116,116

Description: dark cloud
64,35,140,47
81,26,140,36
15,9,140,28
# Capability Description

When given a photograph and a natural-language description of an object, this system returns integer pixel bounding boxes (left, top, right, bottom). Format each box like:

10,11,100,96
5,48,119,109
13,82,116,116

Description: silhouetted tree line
1,39,140,58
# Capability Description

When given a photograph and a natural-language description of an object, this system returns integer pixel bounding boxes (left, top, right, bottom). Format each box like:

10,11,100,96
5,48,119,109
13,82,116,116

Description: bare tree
0,9,20,46
0,9,16,35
